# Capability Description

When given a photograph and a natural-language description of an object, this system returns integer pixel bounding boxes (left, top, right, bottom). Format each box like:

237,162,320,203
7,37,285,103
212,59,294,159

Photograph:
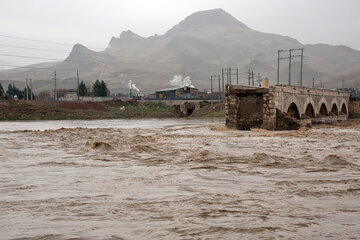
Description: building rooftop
156,86,197,92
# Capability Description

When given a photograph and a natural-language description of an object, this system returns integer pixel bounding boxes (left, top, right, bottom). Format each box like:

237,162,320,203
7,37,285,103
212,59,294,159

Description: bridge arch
317,97,329,116
331,103,339,115
287,102,300,119
284,95,302,118
319,103,328,116
339,99,348,115
330,98,339,115
302,97,316,118
304,103,315,118
341,102,347,115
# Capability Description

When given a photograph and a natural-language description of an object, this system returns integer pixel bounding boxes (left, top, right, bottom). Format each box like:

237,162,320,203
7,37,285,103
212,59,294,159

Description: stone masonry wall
225,85,268,130
271,85,349,117
236,94,263,130
225,94,238,129
349,101,360,118
262,91,276,130
225,85,349,130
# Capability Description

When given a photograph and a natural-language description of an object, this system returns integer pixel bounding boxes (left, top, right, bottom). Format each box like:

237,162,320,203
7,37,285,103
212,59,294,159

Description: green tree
0,82,4,97
6,84,24,99
78,81,88,96
6,84,14,96
92,79,109,97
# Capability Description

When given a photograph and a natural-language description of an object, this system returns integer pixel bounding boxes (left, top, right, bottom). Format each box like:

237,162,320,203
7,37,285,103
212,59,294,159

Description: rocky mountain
1,8,360,93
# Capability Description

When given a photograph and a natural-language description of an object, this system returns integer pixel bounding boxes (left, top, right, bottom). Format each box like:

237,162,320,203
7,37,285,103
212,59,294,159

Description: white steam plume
170,75,194,88
128,80,140,92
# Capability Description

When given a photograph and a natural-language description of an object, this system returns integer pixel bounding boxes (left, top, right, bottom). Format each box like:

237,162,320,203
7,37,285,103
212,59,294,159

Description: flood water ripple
0,119,359,239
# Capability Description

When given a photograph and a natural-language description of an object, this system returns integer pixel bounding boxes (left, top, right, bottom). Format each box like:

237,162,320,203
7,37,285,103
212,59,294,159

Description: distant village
0,75,221,102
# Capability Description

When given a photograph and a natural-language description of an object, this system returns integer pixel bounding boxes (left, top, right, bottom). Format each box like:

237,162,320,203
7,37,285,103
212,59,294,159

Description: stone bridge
225,85,350,130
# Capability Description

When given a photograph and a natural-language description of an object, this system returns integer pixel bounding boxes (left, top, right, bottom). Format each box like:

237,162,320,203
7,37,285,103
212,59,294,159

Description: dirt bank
0,100,181,120
0,100,226,120
190,101,225,118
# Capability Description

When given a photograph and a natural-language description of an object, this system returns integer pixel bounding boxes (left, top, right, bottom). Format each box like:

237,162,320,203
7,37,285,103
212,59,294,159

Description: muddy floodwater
0,119,359,240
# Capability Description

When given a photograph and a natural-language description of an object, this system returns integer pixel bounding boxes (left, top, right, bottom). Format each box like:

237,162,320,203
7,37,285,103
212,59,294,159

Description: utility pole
229,67,232,85
54,71,57,101
30,79,33,100
277,48,304,86
218,75,221,102
288,49,292,85
256,73,262,87
251,70,254,86
312,78,315,87
221,69,225,101
25,78,28,100
236,68,239,84
277,50,280,85
210,75,215,104
77,70,80,100
222,67,239,86
247,69,251,86
300,48,304,86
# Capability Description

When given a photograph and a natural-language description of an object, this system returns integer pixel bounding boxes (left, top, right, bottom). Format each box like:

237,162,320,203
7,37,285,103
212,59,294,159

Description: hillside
1,8,360,93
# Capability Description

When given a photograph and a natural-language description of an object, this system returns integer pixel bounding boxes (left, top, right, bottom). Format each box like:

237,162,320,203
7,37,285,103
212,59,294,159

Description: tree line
78,79,109,97
0,82,35,100
0,79,109,99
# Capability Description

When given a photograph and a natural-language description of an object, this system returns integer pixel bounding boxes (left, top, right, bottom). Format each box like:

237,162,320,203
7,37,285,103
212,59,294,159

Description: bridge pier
225,85,350,130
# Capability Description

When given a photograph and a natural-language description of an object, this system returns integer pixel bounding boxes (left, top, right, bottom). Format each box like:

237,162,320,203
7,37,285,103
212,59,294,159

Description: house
63,89,78,101
155,86,207,99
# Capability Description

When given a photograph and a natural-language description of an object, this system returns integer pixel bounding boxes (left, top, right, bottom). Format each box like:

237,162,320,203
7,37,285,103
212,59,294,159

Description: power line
0,34,103,50
0,53,62,61
0,43,70,53
0,63,159,76
0,48,201,63
0,43,150,55
277,48,305,86
0,53,109,64
0,36,244,60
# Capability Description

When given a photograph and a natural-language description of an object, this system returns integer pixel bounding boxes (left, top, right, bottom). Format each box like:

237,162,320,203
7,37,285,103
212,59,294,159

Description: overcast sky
0,0,359,69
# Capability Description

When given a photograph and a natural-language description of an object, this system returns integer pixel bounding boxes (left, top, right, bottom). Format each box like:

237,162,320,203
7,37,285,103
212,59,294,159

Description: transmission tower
277,48,304,86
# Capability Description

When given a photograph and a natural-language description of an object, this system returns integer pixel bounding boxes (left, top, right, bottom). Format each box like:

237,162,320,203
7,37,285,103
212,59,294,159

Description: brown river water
0,119,359,240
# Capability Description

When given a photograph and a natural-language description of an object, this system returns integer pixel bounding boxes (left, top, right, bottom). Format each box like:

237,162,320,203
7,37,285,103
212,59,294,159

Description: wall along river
0,119,359,239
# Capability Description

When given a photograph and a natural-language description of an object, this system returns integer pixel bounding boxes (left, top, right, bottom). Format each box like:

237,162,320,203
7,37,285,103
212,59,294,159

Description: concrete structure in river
225,85,350,130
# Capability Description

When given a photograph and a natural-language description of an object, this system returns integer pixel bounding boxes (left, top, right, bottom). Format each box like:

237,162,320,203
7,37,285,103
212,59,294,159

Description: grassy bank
0,100,225,120
189,101,225,118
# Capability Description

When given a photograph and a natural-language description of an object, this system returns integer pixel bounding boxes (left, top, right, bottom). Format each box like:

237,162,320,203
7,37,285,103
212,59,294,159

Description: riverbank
0,100,225,120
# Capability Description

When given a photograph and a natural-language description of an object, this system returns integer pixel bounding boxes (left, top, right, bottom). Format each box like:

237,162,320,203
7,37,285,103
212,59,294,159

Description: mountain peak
119,30,143,39
72,43,90,52
66,43,94,61
108,30,144,48
167,8,249,35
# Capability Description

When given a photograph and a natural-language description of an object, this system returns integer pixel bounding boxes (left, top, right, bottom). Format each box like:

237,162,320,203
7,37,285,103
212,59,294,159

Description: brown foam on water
251,153,294,168
209,125,231,132
303,154,360,172
323,154,355,167
130,144,160,153
90,141,114,151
